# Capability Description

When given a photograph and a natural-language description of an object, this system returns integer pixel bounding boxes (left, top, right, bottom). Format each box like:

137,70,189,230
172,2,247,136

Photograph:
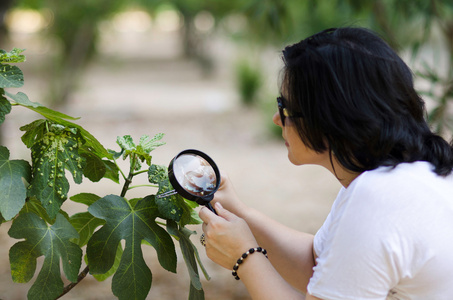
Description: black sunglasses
277,96,304,126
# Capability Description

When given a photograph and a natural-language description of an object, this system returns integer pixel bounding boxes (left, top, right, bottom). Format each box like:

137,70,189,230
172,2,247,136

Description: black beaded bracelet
232,247,268,280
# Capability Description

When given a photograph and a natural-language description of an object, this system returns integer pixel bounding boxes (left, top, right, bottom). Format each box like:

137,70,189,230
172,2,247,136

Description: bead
232,246,268,281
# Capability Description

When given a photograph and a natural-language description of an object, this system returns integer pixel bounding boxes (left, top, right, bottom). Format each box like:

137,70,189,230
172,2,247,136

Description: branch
56,266,90,299
58,155,141,297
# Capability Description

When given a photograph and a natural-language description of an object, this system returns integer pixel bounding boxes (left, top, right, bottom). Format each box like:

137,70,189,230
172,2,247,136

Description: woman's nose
273,111,282,127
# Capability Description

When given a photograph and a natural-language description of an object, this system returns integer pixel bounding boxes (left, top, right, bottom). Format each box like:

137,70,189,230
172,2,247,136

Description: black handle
205,202,217,215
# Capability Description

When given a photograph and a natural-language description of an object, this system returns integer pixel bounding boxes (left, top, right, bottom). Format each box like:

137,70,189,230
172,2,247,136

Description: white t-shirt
307,161,453,300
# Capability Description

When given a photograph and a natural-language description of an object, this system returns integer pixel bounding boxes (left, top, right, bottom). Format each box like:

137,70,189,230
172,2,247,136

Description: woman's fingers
198,205,217,224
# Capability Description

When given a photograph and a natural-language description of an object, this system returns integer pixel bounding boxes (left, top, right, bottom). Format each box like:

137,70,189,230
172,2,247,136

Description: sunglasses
277,96,304,126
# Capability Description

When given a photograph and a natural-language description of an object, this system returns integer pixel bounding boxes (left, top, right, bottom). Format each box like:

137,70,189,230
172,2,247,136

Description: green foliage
9,213,82,300
116,134,166,170
0,48,208,299
87,195,177,300
27,123,85,219
235,58,263,106
0,146,31,220
167,221,207,299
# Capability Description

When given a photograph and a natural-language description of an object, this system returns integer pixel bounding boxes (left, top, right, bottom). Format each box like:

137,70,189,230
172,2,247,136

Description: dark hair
281,27,453,176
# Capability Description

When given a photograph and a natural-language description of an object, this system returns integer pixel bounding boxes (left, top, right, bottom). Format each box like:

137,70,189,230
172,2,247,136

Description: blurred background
0,0,452,299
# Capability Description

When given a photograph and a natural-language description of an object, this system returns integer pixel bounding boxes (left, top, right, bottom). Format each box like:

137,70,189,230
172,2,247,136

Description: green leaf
0,146,32,220
86,244,124,281
80,150,106,182
155,179,199,226
167,221,208,300
6,91,78,119
8,213,82,300
116,134,166,169
70,192,101,206
19,119,47,148
19,197,53,224
87,195,177,300
135,134,166,165
10,92,110,159
0,89,11,125
68,193,105,246
117,135,135,157
69,212,105,247
0,48,26,63
28,126,85,219
0,63,24,88
155,180,185,221
189,283,206,300
149,163,200,225
148,164,168,184
103,160,120,183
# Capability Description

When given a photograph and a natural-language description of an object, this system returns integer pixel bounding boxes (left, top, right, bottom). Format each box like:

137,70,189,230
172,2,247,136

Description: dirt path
0,28,341,299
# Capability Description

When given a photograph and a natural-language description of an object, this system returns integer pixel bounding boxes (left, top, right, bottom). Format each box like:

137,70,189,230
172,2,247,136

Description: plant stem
58,155,137,297
56,265,90,299
120,154,137,198
128,184,159,190
114,159,127,181
132,169,149,176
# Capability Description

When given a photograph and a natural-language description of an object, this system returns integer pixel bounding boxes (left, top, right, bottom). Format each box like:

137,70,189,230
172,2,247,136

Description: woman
199,27,453,299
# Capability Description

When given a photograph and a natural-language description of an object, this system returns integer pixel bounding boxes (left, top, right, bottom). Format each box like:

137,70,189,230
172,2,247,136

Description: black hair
281,27,453,176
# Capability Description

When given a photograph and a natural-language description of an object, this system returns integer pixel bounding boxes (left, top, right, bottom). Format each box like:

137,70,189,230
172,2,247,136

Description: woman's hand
211,172,248,217
199,202,258,270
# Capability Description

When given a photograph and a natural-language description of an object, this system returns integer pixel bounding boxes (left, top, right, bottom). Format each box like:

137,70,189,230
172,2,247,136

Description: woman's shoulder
348,161,453,195
337,161,453,221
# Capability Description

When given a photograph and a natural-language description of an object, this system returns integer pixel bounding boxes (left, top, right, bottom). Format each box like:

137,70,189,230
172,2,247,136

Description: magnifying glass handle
205,202,217,215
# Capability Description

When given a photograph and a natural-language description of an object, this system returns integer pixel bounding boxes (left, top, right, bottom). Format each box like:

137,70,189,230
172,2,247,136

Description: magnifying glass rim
168,149,221,202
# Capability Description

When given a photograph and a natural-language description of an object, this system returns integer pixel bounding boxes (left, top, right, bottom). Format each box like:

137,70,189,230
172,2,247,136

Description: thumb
214,202,238,221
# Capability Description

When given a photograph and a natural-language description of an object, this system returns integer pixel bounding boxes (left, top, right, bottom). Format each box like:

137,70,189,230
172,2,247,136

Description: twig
56,266,90,299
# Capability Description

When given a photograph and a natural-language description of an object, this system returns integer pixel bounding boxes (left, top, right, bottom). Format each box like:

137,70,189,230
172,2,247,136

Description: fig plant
0,48,209,300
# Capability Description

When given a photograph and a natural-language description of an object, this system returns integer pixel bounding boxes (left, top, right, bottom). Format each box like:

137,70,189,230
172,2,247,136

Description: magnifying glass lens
173,154,217,197
163,149,220,214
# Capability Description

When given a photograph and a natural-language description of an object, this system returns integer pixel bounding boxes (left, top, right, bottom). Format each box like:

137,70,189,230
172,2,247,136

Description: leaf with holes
0,146,32,220
87,195,177,300
8,212,82,300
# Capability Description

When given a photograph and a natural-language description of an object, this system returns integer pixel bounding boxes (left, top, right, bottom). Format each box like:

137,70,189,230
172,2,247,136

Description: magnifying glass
156,149,220,214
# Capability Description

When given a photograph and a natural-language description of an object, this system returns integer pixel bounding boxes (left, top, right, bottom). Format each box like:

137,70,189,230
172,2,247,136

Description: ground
0,27,341,299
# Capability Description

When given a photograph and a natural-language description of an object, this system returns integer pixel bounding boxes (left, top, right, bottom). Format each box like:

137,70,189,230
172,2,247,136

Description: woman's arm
241,207,316,293
203,173,316,293
199,203,308,299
